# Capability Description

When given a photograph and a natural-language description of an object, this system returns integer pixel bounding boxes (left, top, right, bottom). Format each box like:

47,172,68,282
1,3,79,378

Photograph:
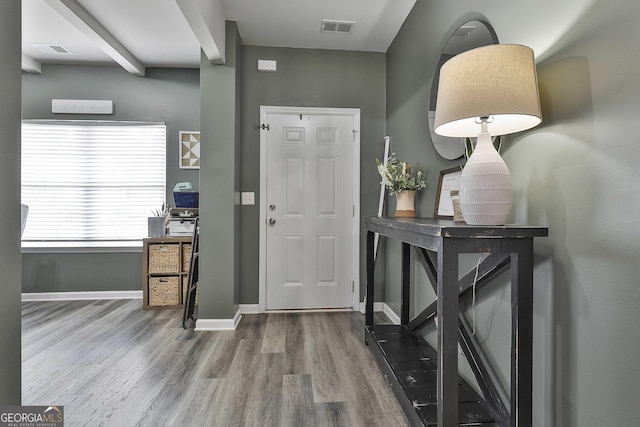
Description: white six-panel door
259,107,359,310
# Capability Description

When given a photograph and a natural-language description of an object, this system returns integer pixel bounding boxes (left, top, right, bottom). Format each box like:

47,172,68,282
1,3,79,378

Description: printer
166,207,198,236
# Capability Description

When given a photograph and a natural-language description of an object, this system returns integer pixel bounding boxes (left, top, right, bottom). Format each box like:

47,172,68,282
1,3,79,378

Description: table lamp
434,44,542,225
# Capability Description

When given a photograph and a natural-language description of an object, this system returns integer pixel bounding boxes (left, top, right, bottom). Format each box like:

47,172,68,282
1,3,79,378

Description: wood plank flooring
22,300,409,427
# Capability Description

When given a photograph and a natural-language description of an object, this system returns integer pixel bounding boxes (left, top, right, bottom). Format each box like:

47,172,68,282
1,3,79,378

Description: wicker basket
148,244,180,274
149,276,180,306
182,244,192,272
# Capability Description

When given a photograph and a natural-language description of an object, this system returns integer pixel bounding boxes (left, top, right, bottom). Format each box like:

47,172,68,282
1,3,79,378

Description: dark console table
364,217,548,426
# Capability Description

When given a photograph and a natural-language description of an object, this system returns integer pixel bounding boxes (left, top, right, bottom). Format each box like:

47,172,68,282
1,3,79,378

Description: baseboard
22,290,143,301
195,308,242,331
265,308,353,314
20,294,399,326
239,304,261,314
358,301,384,313
381,303,401,325
359,301,401,325
238,304,354,314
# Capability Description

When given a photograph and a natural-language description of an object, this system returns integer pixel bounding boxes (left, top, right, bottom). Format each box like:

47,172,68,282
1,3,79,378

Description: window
21,121,166,248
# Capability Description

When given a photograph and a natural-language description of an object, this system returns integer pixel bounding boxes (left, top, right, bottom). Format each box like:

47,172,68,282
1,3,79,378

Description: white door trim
258,105,361,312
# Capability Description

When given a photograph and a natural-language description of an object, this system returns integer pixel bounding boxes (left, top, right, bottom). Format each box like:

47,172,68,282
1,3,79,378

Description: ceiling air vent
321,20,355,34
31,43,71,54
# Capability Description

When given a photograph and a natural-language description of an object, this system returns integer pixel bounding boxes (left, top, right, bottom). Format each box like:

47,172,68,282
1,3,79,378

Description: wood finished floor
22,299,409,427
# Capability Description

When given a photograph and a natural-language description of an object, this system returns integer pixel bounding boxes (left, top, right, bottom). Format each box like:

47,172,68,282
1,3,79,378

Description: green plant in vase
376,153,427,217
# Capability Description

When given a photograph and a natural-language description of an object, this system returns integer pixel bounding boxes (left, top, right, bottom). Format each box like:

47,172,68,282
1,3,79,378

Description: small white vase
395,190,416,218
459,131,512,225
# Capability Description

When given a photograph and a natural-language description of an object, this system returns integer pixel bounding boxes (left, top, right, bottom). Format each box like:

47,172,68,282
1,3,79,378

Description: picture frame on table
433,166,463,219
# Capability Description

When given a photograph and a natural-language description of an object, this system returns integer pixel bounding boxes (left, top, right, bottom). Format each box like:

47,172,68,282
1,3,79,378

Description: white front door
260,107,359,310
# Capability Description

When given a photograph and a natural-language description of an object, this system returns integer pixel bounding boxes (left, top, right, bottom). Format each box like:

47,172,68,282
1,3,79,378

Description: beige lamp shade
434,44,542,137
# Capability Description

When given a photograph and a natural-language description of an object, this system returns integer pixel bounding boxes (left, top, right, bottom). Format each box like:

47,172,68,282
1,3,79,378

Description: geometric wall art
179,131,200,169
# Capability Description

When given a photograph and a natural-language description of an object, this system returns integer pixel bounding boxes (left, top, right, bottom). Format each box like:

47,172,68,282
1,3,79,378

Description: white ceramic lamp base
459,131,512,225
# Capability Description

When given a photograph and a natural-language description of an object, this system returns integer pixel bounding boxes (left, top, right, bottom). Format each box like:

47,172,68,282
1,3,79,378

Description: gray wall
198,21,242,319
22,252,141,293
21,65,200,293
239,46,387,304
386,0,640,425
0,0,22,405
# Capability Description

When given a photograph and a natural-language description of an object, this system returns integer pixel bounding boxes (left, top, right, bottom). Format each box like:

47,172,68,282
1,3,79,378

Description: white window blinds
21,121,166,245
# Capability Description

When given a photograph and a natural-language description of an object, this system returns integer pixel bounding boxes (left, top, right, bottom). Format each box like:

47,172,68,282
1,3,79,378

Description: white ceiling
22,0,416,75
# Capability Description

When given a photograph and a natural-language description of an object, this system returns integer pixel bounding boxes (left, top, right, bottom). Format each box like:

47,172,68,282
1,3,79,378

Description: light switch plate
241,192,255,205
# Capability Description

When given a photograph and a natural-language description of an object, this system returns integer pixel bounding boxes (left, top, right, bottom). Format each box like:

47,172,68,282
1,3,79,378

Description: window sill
21,241,143,254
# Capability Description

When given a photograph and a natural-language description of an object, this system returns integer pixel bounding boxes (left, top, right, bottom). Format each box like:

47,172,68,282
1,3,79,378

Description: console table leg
365,230,375,327
401,242,411,325
437,241,459,426
511,241,534,426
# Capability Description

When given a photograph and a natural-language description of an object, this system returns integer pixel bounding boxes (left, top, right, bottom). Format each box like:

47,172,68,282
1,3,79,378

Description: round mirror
429,20,498,160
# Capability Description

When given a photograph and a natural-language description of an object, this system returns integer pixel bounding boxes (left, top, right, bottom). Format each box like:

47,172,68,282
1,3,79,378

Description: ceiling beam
22,54,42,74
175,0,226,64
43,0,145,76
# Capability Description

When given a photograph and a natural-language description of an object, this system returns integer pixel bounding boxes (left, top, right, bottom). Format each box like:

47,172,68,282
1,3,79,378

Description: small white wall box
52,99,113,114
257,60,277,72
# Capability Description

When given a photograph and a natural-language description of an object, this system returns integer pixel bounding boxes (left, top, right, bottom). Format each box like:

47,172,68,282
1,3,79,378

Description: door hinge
352,129,358,141
352,205,355,217
254,123,270,131
352,281,355,292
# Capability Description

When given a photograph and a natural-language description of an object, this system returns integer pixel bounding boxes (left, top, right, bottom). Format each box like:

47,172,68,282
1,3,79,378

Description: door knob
269,218,276,225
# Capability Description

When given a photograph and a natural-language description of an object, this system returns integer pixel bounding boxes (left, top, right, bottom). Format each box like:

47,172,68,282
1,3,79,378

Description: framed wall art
179,131,200,169
433,166,462,219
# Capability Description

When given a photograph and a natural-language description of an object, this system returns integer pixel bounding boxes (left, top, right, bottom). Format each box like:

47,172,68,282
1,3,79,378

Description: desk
364,217,547,426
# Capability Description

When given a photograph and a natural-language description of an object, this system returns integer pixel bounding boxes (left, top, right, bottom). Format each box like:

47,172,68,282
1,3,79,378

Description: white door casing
259,106,360,311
